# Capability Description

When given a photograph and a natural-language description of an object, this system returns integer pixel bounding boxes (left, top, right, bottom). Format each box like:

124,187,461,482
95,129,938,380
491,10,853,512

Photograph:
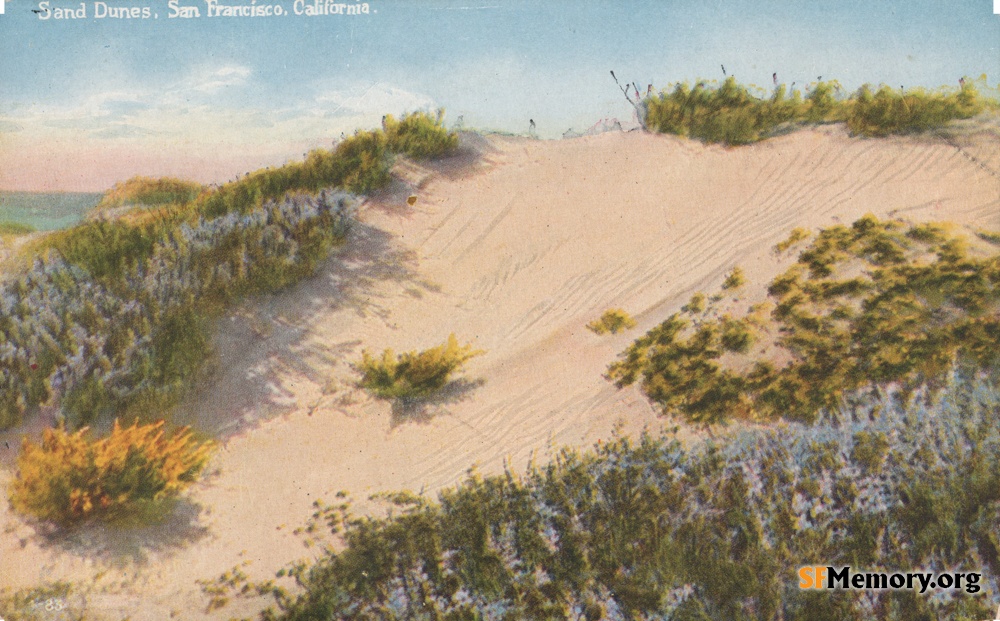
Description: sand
1,125,997,620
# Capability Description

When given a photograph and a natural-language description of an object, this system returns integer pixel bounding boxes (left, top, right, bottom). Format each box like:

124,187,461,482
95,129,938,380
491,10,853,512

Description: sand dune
1,126,998,620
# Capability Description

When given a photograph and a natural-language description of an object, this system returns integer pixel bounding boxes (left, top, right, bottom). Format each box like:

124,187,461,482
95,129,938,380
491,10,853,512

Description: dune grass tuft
721,266,745,290
357,334,483,401
383,109,459,159
847,82,985,137
587,309,637,335
645,76,993,145
774,227,810,253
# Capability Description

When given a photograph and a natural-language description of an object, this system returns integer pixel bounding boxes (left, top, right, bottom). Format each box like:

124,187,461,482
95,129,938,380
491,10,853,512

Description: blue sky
1,0,998,190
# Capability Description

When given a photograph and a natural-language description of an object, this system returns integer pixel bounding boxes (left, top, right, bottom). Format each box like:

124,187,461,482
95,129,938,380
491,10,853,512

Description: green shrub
803,80,846,123
197,130,390,218
774,227,810,253
847,81,985,137
976,229,1000,246
8,420,214,526
192,113,457,220
850,430,890,473
357,334,483,401
721,266,745,290
719,314,757,353
383,110,459,159
587,308,637,335
40,218,163,285
645,77,798,145
682,292,706,314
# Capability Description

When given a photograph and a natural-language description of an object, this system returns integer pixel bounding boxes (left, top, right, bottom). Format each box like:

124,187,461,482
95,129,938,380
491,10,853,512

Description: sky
1,0,998,191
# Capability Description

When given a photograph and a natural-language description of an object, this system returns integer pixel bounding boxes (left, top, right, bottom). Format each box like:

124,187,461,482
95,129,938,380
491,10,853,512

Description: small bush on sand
682,293,706,314
721,266,746,290
9,420,213,527
774,227,810,253
847,81,985,137
587,309,637,335
357,334,482,401
645,77,799,145
978,229,1000,246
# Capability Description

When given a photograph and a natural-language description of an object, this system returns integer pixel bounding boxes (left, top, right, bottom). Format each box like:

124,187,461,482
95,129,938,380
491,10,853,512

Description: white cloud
313,82,437,118
91,124,160,139
184,65,253,94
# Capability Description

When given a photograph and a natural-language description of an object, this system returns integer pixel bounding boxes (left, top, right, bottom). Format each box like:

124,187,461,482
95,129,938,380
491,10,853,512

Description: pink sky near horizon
0,136,329,193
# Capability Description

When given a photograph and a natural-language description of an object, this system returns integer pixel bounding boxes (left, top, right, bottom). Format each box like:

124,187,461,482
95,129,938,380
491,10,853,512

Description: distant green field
0,191,103,231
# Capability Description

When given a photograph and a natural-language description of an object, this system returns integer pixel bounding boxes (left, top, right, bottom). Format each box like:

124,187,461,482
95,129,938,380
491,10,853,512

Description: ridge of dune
1,126,998,620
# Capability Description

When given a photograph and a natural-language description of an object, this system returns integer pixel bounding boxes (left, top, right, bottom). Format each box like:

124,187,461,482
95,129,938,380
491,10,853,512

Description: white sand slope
1,126,998,620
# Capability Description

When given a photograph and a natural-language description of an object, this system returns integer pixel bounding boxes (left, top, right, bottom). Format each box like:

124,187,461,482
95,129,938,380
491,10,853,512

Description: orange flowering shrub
8,420,213,526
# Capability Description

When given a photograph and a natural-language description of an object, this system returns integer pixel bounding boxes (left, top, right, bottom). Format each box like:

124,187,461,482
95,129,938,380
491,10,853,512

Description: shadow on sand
171,219,441,442
365,131,500,217
26,498,210,566
389,377,487,428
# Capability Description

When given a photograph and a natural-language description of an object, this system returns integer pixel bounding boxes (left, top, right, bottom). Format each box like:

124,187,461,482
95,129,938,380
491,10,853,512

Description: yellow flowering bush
9,420,213,526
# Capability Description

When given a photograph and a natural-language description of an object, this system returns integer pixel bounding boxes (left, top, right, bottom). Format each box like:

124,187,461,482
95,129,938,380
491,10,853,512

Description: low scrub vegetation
8,420,213,527
0,582,89,621
238,373,998,621
682,292,706,314
0,111,459,430
196,110,452,219
721,266,745,290
196,130,391,219
609,216,1000,424
0,191,354,429
774,227,811,253
0,221,36,236
978,230,1000,246
92,176,204,214
847,83,985,137
383,109,459,159
645,76,993,145
357,334,482,401
646,77,806,145
587,308,637,335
